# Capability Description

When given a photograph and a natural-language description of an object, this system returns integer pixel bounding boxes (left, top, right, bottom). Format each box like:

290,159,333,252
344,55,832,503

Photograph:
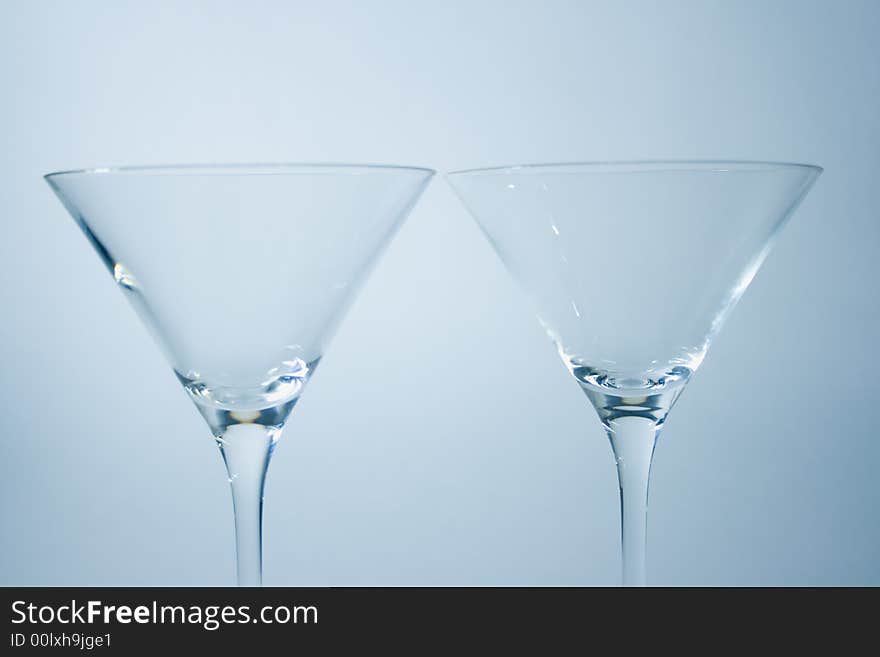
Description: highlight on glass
448,160,821,585
45,163,435,586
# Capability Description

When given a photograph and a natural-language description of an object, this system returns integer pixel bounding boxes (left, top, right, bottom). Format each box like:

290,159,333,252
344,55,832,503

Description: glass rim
447,159,823,177
44,162,436,180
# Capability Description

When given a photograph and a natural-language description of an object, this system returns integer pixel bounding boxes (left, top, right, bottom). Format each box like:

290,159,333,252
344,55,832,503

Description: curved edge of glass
44,162,437,181
447,160,823,177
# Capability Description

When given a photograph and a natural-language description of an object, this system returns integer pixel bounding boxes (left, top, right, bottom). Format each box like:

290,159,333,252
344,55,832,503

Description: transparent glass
46,163,434,585
448,160,821,585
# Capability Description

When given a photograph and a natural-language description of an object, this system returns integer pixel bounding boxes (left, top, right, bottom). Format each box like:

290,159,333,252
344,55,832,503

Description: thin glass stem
607,416,659,587
217,424,279,587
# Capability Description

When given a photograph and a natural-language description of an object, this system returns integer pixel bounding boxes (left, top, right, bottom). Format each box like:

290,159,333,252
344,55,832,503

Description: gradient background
1,0,877,586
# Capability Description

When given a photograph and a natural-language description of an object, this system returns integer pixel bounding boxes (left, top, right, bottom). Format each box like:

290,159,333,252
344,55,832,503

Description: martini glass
447,161,821,586
45,163,433,586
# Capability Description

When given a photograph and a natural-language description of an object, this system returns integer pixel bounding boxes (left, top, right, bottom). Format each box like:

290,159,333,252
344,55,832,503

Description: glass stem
217,423,279,587
606,416,659,587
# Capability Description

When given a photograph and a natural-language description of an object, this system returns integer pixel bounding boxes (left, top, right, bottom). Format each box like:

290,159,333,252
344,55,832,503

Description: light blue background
1,0,877,585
